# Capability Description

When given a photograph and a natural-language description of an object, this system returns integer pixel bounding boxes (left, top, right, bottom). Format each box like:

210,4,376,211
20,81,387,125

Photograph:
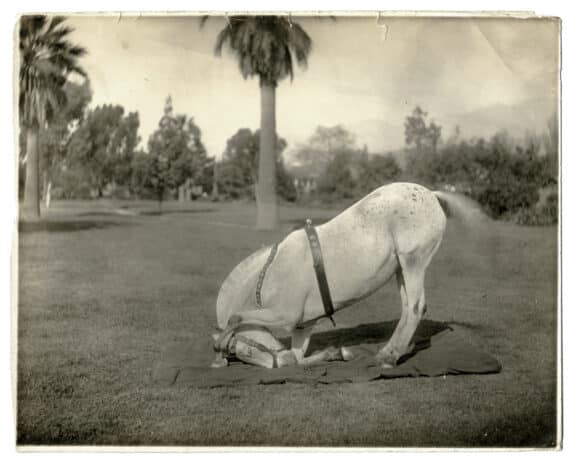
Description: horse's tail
433,190,489,224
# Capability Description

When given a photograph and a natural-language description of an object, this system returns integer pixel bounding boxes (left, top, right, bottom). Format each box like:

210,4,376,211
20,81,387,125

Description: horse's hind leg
375,254,427,368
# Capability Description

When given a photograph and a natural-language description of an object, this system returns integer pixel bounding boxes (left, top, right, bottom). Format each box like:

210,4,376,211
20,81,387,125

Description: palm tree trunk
22,127,41,221
256,81,278,230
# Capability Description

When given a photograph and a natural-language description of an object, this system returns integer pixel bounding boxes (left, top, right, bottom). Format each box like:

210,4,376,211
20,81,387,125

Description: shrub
276,161,297,202
317,152,355,200
543,191,559,223
217,160,252,199
52,167,94,199
357,153,402,194
216,158,297,202
406,136,554,223
316,151,402,202
513,190,559,226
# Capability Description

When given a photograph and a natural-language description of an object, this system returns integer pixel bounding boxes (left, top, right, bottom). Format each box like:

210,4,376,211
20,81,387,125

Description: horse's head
210,325,286,369
210,330,237,368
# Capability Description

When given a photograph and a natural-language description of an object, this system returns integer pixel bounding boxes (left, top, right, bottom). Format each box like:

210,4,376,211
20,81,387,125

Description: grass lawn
16,198,559,447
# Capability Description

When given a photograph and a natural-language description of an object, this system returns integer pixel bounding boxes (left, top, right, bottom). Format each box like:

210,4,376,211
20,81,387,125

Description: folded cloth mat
152,322,501,388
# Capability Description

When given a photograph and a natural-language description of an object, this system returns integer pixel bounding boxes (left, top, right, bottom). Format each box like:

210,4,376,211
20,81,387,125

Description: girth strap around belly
304,219,336,327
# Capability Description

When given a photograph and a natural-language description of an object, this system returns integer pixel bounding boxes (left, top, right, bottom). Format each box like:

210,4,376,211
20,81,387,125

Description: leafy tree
445,125,462,147
542,113,559,183
317,151,401,201
276,160,298,202
289,125,357,180
471,136,549,218
357,153,402,194
147,96,209,194
19,15,87,220
208,15,312,229
133,96,209,207
218,128,295,201
37,80,92,203
316,152,355,199
18,80,92,200
405,106,442,153
405,130,554,222
217,161,249,200
220,128,259,196
132,151,171,211
66,104,140,196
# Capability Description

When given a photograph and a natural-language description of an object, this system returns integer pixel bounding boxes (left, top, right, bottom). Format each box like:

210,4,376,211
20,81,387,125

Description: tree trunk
185,178,192,201
212,160,219,201
256,81,278,230
41,170,48,206
45,180,52,208
22,127,41,221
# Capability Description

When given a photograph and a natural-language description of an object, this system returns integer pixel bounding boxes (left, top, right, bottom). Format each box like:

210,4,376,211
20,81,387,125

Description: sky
66,14,560,160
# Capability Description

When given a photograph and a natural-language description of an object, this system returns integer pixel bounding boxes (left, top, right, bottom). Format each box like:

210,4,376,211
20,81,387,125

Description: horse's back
316,183,446,303
354,182,446,254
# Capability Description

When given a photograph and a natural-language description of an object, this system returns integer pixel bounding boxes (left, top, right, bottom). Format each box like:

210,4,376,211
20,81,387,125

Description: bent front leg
290,325,313,362
287,325,355,366
275,346,353,367
296,346,354,366
214,307,301,353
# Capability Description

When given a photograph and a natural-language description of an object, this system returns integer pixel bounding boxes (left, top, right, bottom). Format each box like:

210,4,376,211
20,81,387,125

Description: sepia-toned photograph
15,12,560,448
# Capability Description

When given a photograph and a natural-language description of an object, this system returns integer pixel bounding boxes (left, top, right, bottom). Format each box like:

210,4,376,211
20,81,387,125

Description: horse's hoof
375,351,397,368
340,347,354,361
210,357,228,368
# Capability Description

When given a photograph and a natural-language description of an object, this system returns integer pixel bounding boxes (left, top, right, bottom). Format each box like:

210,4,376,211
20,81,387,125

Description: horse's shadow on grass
280,319,451,356
19,219,130,233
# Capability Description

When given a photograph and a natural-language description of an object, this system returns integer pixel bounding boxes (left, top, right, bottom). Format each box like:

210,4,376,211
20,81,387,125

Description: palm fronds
210,15,312,85
19,15,87,128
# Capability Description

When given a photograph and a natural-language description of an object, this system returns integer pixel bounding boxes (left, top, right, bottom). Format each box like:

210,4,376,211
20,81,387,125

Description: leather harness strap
233,334,280,369
215,324,281,368
255,243,279,309
304,219,336,327
252,220,336,327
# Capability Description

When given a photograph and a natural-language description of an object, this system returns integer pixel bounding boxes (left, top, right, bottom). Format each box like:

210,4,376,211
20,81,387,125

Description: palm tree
208,15,312,230
19,15,87,220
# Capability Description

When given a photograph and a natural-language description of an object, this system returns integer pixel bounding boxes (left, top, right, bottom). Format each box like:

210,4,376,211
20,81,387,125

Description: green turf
17,198,559,447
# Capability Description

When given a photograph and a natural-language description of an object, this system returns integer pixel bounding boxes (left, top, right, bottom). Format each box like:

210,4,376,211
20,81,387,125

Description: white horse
212,182,477,369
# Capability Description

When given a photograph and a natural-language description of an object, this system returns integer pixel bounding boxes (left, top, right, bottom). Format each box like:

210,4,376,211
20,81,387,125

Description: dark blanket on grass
153,320,501,387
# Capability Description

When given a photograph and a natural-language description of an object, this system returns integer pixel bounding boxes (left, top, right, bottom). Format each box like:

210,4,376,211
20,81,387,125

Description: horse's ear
212,333,220,342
